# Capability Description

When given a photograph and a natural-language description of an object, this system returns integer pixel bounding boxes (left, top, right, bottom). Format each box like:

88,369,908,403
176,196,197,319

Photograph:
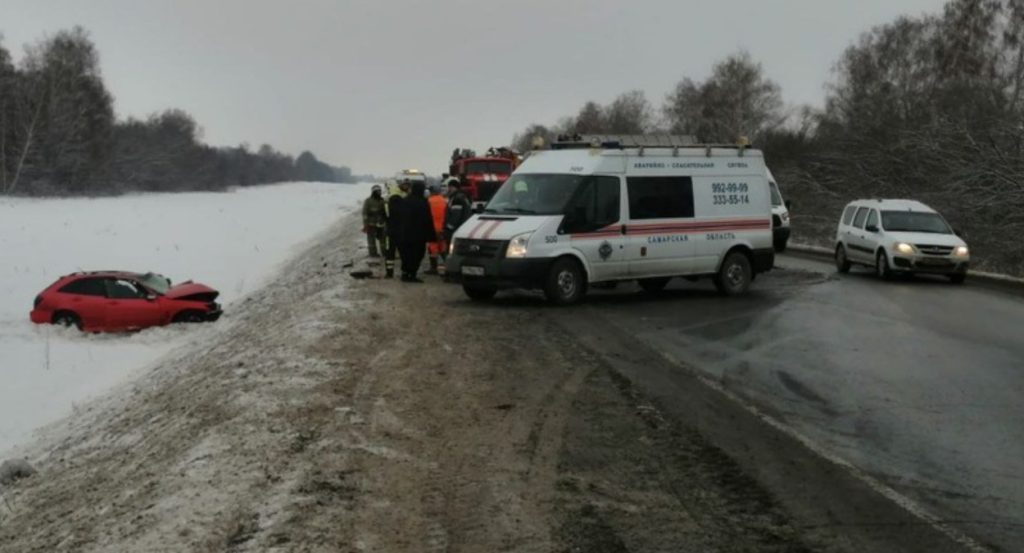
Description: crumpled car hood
165,281,219,302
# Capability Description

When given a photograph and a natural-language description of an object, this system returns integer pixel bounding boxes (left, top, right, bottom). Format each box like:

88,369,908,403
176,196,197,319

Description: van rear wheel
714,252,752,296
463,285,497,301
544,258,586,305
835,245,851,273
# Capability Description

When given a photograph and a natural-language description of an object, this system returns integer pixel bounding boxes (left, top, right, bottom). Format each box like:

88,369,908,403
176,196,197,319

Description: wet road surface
550,255,1024,551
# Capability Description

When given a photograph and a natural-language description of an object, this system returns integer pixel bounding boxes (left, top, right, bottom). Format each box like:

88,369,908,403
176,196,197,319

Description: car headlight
954,246,969,257
781,212,789,222
895,242,915,255
505,232,532,258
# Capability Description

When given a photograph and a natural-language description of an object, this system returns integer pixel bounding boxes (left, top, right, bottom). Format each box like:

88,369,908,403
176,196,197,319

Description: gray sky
3,0,945,177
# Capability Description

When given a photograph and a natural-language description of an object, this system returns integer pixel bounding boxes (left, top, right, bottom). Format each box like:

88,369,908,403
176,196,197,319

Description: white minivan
446,136,776,304
834,199,970,283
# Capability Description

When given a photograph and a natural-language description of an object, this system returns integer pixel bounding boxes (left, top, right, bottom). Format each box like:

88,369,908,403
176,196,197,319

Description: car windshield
484,173,588,215
769,182,783,207
881,211,952,233
138,272,171,294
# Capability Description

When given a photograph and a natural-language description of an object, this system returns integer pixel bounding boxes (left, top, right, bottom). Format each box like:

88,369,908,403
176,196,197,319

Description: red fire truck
448,147,520,206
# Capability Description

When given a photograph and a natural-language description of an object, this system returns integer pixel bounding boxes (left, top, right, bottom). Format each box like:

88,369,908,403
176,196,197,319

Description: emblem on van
469,244,481,253
598,241,613,260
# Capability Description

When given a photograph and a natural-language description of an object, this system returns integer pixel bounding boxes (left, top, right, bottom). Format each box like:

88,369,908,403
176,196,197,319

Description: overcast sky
3,0,946,177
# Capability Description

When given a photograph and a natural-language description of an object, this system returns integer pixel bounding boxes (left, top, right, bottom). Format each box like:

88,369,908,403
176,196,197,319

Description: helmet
371,184,382,193
445,177,461,187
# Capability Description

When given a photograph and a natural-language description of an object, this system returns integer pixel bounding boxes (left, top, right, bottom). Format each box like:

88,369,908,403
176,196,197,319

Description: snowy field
0,182,369,457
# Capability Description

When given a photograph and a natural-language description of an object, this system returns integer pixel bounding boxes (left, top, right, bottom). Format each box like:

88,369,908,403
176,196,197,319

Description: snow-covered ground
0,182,370,457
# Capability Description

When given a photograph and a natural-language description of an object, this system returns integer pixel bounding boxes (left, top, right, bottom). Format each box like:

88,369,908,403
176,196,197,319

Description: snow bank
0,182,370,456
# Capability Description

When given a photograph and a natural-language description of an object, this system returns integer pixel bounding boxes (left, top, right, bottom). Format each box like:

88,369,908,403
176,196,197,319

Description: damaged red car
30,271,222,332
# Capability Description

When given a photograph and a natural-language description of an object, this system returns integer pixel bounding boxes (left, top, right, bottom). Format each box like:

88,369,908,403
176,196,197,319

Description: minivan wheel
52,311,82,330
544,258,586,305
714,252,752,296
835,245,851,273
875,251,893,280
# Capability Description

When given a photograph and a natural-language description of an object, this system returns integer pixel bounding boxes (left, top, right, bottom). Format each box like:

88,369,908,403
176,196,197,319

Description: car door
104,278,162,330
625,176,697,277
58,277,109,329
846,206,872,262
562,175,628,282
862,208,882,257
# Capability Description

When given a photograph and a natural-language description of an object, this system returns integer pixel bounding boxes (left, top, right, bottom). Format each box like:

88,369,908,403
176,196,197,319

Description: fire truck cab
449,147,520,207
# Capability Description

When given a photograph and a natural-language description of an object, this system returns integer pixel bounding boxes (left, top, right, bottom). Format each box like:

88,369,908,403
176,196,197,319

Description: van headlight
505,232,532,258
895,242,915,254
954,246,969,257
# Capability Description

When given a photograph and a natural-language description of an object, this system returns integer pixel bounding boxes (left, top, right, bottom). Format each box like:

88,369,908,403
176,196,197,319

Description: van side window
563,176,620,232
627,176,694,219
842,206,857,226
865,209,879,229
852,207,869,229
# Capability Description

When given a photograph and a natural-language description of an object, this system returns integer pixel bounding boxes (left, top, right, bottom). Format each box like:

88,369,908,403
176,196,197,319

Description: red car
30,271,222,332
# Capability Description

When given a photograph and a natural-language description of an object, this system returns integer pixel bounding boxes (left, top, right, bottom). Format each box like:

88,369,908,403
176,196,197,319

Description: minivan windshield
484,173,586,215
881,211,952,234
769,182,783,207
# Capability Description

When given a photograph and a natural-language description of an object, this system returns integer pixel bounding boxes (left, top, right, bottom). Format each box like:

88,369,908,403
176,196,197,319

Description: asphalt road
540,255,1023,552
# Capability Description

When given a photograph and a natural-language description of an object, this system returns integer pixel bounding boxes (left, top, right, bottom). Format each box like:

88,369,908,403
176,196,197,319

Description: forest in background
511,0,1024,274
0,27,367,197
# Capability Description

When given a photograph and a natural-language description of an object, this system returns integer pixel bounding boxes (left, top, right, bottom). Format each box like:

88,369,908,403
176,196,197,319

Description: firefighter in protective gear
384,179,411,278
425,184,447,275
362,185,387,257
443,177,472,243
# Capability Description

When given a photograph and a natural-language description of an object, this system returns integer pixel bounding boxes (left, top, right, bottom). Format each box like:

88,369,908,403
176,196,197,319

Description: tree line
0,27,362,196
511,0,1024,275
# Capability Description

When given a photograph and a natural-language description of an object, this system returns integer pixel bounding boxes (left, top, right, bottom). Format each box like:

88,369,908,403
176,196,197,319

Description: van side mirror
865,224,879,233
784,199,792,210
472,203,485,214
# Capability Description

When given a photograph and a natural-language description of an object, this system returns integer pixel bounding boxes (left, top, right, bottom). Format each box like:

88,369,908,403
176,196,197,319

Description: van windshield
484,174,586,215
881,211,952,233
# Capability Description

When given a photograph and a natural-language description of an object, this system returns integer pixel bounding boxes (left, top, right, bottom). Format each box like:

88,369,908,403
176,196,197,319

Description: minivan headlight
506,233,532,258
954,246,969,257
895,242,915,254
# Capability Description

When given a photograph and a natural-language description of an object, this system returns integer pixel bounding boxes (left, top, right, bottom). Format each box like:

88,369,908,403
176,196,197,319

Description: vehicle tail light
34,295,43,309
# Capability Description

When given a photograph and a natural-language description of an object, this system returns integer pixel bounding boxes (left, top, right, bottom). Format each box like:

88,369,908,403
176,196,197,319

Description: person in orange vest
425,183,448,275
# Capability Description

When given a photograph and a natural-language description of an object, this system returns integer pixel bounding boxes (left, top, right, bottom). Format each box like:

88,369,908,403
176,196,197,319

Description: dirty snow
0,182,370,457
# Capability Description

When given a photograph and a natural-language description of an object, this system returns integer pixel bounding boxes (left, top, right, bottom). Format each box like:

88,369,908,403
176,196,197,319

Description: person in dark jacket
384,180,410,278
397,181,436,283
443,177,473,243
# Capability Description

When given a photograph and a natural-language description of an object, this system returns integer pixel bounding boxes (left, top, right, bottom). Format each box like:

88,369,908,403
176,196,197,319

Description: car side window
842,206,857,226
852,207,869,229
106,279,145,299
563,176,621,232
627,176,694,219
865,209,879,230
59,278,106,297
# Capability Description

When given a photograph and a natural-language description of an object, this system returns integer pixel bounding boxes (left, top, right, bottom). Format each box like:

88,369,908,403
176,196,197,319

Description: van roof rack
551,134,699,150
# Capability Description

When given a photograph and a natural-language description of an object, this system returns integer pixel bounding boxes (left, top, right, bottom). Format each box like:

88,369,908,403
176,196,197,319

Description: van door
847,206,872,262
624,176,697,277
561,175,628,282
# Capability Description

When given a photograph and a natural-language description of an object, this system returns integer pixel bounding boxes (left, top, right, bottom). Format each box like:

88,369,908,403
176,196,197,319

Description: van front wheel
714,252,752,296
544,258,586,305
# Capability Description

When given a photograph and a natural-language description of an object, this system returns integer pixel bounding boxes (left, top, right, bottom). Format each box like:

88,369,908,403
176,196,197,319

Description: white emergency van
767,170,791,252
446,135,776,304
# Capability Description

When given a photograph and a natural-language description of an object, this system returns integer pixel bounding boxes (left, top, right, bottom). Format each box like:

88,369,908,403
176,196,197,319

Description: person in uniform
426,184,448,275
443,177,473,244
384,179,410,278
362,184,387,257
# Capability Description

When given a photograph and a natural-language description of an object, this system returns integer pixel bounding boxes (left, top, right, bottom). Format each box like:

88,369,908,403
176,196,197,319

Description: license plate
918,258,948,266
462,266,485,276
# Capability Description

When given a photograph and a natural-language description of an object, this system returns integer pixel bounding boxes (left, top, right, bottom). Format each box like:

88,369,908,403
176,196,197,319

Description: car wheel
835,244,851,273
52,311,82,330
713,251,752,296
875,250,892,280
638,277,671,294
544,257,586,305
173,310,206,323
463,285,497,301
949,273,967,284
